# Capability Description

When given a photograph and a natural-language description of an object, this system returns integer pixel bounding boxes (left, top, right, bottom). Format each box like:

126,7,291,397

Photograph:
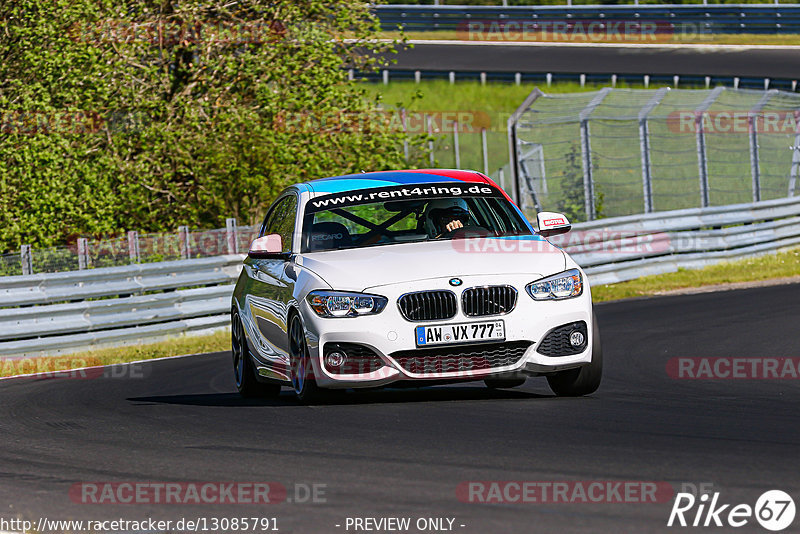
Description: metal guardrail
0,255,243,358
376,4,800,33
563,196,800,285
2,198,798,358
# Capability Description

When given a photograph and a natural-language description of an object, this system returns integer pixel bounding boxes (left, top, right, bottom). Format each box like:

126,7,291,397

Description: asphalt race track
1,283,799,533
390,41,800,79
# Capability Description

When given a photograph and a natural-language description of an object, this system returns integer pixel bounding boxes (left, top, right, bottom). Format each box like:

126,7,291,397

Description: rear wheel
484,378,526,389
232,312,281,398
546,312,603,397
288,314,330,404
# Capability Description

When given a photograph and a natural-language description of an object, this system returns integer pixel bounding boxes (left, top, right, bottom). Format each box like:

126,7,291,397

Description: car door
244,193,298,372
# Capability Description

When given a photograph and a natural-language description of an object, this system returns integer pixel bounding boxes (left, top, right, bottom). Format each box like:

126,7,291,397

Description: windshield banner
307,183,502,213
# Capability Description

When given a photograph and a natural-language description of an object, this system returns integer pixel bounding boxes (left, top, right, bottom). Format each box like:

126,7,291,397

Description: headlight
306,291,388,318
526,269,583,301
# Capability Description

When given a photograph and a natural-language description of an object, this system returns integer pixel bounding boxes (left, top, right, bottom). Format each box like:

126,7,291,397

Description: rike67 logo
668,490,796,531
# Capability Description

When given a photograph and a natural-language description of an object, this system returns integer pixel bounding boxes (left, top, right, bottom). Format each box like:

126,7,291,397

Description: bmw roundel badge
449,278,463,287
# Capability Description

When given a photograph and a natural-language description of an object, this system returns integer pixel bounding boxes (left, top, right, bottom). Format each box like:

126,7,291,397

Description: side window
263,195,298,253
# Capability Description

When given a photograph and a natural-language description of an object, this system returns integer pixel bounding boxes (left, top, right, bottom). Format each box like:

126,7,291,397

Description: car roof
303,169,493,194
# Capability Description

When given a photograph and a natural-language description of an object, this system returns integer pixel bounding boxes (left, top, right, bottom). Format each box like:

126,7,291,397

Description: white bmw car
231,169,601,403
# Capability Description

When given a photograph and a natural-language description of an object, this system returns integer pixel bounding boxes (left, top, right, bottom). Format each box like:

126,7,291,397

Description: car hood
297,236,567,292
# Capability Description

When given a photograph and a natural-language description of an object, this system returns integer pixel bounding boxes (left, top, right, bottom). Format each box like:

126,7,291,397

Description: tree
0,0,425,250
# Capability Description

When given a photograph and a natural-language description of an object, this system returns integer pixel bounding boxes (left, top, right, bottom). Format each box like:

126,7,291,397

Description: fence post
694,87,724,208
577,88,612,221
226,218,239,254
507,88,545,207
178,226,190,260
453,120,461,169
696,120,710,208
790,132,800,197
579,120,596,221
749,91,775,203
20,244,32,275
426,114,435,167
401,108,409,162
639,119,654,213
127,231,140,264
481,127,489,175
77,238,89,270
638,87,668,213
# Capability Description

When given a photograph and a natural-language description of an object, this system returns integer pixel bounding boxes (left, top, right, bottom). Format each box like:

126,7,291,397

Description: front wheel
288,314,330,404
546,312,603,397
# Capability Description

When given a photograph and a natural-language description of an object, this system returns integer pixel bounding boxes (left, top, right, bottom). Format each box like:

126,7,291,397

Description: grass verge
0,329,230,379
591,248,800,302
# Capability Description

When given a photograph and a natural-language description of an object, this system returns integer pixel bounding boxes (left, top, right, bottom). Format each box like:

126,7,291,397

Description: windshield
301,182,532,253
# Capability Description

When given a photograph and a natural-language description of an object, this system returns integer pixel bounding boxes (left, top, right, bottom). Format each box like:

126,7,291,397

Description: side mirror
249,234,288,259
537,212,572,237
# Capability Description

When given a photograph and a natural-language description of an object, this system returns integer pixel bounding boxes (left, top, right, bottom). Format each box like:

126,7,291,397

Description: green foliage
555,144,603,222
0,0,425,251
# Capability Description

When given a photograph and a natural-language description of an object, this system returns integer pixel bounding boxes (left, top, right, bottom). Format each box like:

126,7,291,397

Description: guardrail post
20,244,32,275
77,238,89,270
226,218,239,254
178,226,190,260
127,231,140,264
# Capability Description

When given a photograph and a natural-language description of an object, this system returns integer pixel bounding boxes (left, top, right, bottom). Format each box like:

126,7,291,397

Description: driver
422,198,471,238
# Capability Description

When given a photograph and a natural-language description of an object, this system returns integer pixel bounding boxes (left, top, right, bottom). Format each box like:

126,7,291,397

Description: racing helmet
422,198,471,237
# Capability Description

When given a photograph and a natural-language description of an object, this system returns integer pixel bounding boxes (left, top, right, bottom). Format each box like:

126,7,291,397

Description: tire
232,312,281,398
288,314,331,404
484,378,526,389
546,312,603,397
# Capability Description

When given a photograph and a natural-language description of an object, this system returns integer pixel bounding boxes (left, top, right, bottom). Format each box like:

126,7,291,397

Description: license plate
415,320,505,347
